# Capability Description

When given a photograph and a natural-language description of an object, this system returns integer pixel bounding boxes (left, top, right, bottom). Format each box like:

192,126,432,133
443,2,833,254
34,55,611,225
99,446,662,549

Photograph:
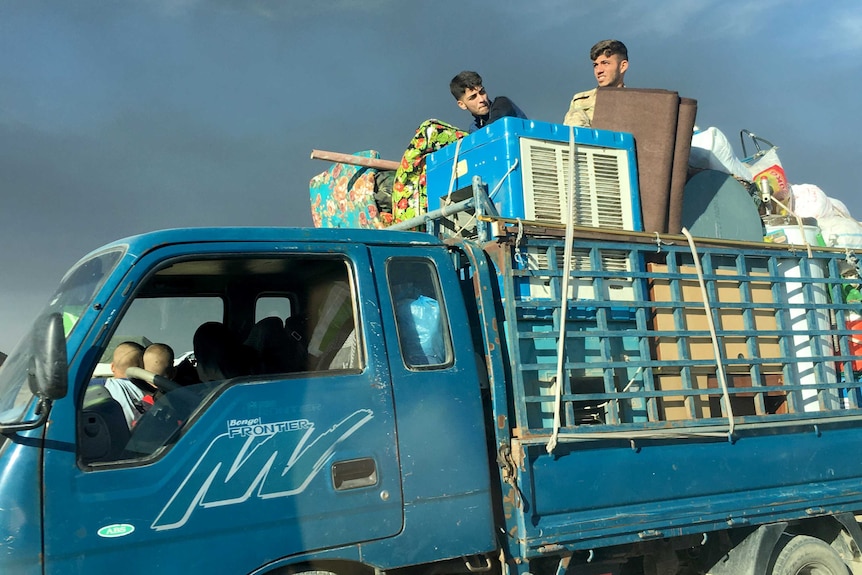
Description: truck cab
0,227,495,574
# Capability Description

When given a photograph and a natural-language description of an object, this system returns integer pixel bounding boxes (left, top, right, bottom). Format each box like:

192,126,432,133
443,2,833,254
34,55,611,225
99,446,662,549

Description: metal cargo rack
481,218,862,444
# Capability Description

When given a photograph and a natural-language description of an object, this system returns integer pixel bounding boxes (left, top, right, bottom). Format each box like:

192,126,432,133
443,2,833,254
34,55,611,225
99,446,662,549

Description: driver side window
78,253,362,466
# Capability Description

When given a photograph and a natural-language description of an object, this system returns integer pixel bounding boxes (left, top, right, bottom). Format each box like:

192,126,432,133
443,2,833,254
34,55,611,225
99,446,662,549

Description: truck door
365,247,496,565
41,241,403,574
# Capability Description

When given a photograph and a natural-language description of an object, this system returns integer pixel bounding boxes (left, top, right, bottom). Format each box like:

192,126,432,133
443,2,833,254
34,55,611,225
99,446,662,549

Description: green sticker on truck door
97,524,135,538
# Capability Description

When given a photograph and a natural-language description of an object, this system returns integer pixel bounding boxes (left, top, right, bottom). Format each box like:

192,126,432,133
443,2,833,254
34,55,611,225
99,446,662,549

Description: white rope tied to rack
451,159,519,237
596,365,644,411
767,193,814,259
546,127,578,454
514,218,526,265
444,138,463,205
681,227,736,436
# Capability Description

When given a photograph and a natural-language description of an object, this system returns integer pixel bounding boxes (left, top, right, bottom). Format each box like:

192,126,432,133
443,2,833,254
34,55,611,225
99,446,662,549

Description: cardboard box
648,263,783,420
654,373,712,420
648,263,781,363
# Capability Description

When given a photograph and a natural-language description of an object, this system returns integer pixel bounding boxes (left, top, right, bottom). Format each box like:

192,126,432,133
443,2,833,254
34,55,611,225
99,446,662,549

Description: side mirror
28,312,68,401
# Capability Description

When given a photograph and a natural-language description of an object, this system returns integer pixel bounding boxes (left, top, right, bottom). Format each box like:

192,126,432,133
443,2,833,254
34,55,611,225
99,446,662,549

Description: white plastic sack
791,183,862,248
690,127,753,180
818,213,862,249
831,198,853,219
791,183,832,220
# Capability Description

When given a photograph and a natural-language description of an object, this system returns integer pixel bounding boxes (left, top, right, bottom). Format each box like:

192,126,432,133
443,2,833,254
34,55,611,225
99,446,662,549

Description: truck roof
80,225,445,261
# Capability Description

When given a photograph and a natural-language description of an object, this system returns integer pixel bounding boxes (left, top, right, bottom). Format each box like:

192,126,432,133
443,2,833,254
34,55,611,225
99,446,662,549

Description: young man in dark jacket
450,70,526,133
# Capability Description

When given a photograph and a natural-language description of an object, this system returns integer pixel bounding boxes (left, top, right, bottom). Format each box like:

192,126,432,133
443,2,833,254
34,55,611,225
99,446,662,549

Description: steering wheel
126,366,181,394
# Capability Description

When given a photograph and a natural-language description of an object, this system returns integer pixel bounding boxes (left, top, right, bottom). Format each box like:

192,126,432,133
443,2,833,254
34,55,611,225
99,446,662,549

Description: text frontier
228,418,312,438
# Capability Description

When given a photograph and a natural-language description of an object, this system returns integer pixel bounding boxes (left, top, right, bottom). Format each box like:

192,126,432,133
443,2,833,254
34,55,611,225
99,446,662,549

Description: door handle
331,457,378,490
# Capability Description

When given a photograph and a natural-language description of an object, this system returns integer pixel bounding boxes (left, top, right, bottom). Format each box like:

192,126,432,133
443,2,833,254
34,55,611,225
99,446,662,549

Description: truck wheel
274,569,341,575
770,535,849,575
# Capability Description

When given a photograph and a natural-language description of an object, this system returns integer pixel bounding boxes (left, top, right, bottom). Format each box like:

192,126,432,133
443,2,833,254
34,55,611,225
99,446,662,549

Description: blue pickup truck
4,118,862,575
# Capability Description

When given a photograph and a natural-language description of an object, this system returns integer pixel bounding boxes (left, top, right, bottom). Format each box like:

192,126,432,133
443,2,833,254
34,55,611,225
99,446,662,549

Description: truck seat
193,322,255,381
245,316,297,374
79,385,132,463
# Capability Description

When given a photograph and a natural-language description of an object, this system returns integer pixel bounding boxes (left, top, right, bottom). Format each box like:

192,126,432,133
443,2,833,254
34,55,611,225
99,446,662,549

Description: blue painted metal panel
40,239,406,574
515,421,862,553
361,245,497,566
483,225,862,560
46,376,402,572
78,226,443,264
0,428,46,574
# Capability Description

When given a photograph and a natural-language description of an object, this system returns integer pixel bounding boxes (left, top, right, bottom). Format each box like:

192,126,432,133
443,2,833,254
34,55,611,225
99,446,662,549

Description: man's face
593,53,628,88
457,86,491,116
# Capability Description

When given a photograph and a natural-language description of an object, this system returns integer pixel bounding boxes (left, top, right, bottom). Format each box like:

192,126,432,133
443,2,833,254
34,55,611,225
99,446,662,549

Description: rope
768,195,814,259
514,218,526,266
596,364,644,411
546,127,578,454
451,159,519,237
681,227,735,436
444,138,463,205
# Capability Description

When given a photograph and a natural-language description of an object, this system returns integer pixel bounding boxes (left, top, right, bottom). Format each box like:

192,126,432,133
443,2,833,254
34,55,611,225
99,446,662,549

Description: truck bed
475,221,862,557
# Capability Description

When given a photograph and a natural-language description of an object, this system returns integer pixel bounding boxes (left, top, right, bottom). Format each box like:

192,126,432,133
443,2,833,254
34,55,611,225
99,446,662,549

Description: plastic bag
689,127,753,179
790,183,862,249
395,295,445,365
747,148,790,201
741,130,790,201
791,183,833,220
818,213,862,249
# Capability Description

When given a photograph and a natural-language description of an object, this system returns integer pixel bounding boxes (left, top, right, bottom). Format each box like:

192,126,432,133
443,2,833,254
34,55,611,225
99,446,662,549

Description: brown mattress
592,88,697,234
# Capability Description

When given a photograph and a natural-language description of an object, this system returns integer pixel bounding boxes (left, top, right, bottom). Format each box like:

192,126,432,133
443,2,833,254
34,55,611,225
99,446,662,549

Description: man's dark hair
589,39,628,62
450,70,483,100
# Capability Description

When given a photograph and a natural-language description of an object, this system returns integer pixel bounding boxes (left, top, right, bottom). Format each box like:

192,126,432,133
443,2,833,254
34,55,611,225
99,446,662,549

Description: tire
770,535,849,575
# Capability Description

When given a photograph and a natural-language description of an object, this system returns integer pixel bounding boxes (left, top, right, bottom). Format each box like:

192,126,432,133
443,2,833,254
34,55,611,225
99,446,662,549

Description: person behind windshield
141,342,176,409
103,341,148,428
143,343,176,380
563,39,629,127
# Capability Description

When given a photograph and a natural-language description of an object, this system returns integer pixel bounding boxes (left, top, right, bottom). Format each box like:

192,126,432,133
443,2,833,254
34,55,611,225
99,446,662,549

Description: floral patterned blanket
309,120,467,228
309,150,394,229
392,119,467,223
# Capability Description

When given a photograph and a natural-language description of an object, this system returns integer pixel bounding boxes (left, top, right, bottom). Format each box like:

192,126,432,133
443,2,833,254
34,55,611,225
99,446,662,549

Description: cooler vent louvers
522,245,635,302
520,138,634,230
526,246,635,301
529,247,630,275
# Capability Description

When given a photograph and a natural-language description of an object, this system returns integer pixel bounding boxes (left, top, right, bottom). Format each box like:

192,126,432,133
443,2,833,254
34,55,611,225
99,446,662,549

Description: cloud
828,8,862,53
498,0,808,43
149,0,399,20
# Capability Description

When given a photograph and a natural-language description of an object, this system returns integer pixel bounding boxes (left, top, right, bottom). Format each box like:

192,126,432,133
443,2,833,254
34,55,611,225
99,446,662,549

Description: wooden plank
310,149,400,171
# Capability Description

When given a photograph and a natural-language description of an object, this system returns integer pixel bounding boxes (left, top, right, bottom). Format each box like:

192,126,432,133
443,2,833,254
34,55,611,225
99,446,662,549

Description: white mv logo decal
152,409,373,531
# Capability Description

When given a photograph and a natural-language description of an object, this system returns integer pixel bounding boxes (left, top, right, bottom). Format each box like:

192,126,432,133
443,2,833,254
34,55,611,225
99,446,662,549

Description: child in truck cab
141,342,176,409
102,341,149,428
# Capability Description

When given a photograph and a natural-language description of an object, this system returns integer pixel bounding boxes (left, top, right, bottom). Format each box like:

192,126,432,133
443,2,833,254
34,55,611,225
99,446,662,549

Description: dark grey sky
2,0,861,352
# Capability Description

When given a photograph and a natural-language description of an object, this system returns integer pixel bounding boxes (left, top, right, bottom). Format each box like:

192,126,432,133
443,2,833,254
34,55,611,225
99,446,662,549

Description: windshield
0,248,123,424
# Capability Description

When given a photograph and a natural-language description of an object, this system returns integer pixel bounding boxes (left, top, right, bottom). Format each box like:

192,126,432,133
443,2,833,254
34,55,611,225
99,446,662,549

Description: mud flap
707,523,787,575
